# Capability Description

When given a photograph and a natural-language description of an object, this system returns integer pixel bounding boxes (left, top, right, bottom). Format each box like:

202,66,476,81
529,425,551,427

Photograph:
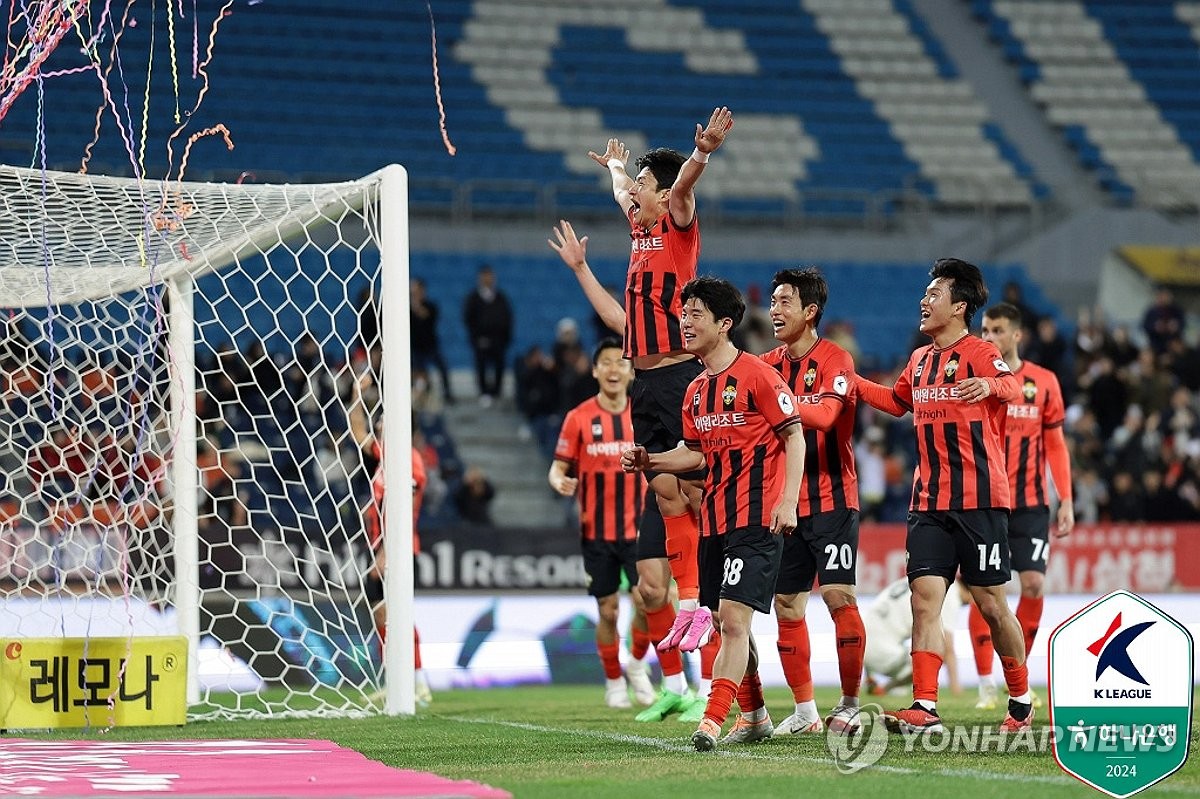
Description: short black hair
634,148,687,192
771,267,829,328
592,337,625,365
929,257,988,328
983,302,1022,325
681,276,745,329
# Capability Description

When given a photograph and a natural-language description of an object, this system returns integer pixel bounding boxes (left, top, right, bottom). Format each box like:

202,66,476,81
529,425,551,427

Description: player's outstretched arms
549,220,625,335
670,106,733,228
855,372,910,417
588,138,634,213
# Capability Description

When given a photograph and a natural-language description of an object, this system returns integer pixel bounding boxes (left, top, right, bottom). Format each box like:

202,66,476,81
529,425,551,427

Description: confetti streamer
427,2,455,156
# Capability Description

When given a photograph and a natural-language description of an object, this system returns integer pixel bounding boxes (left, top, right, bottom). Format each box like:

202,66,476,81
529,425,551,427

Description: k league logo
1049,590,1194,798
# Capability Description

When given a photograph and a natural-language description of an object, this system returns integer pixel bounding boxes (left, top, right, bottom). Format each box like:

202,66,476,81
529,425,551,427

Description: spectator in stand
1165,337,1200,391
411,277,455,405
732,284,774,356
463,264,513,407
1107,471,1145,522
1001,280,1039,332
1142,287,1186,356
558,343,600,414
1104,325,1139,371
1080,356,1127,440
1023,316,1070,393
514,344,561,458
455,466,496,526
1141,469,1193,521
855,426,887,523
1072,468,1106,525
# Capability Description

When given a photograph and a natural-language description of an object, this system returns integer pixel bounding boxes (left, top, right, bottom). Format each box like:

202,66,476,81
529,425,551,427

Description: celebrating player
549,107,733,722
970,302,1074,709
549,338,657,710
855,258,1033,733
622,277,805,752
759,268,867,736
350,371,431,705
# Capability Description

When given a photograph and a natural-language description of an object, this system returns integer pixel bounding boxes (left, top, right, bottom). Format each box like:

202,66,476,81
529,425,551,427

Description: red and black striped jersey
367,445,426,554
682,351,802,536
623,207,699,358
554,397,645,542
891,335,1013,512
761,339,859,514
1005,360,1066,509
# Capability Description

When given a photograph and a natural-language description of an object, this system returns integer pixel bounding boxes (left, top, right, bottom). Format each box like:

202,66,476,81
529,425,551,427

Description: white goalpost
0,163,415,720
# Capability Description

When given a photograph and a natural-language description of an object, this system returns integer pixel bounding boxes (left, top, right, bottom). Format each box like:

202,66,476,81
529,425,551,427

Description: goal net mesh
0,164,397,720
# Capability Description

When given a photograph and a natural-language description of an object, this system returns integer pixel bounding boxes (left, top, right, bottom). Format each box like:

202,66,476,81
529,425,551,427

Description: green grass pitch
21,685,1200,798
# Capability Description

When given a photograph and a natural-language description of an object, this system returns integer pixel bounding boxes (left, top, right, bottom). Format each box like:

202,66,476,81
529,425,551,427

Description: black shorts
698,526,783,615
582,538,640,597
636,496,667,560
906,509,1010,587
1008,506,1051,574
631,358,705,481
776,509,860,594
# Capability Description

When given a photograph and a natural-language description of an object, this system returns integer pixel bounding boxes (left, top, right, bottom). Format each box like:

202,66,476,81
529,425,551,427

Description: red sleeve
1044,425,1072,502
987,373,1020,403
757,364,803,433
681,380,699,445
858,375,910,417
554,407,581,466
976,340,1019,403
797,394,845,431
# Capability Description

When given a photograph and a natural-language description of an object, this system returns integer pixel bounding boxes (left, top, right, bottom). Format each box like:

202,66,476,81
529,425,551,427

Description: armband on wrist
606,158,625,170
690,148,710,164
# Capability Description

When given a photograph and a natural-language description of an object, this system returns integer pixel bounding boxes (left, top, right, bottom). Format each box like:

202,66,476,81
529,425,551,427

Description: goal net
0,164,415,720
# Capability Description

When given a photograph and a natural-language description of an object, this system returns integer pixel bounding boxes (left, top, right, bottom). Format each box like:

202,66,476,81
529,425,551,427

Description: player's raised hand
548,220,588,271
621,445,650,473
695,106,733,154
588,138,629,169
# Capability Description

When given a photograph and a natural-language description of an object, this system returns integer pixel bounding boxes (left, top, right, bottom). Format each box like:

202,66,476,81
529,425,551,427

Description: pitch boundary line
445,714,1200,792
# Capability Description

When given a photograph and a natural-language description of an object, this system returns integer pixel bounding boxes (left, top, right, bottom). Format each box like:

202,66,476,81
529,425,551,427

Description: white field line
445,714,1200,792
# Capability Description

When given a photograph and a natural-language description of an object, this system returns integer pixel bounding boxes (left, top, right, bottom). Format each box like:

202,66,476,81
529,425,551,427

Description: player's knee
716,610,750,641
773,593,806,620
596,598,620,627
820,585,856,611
973,593,1007,625
636,578,667,610
1020,573,1044,598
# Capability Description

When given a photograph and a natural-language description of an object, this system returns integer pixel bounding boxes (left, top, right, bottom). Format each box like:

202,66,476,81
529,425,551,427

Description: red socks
705,677,737,725
1016,595,1044,657
700,629,721,680
645,604,684,676
912,650,943,703
736,670,765,713
777,618,813,702
663,512,699,601
968,601,995,677
597,640,622,680
631,626,652,661
1001,655,1030,698
831,605,865,698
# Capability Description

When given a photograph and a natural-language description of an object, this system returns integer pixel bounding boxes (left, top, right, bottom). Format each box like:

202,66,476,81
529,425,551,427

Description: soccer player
854,258,1034,733
759,268,867,736
549,338,657,710
971,302,1074,709
621,277,805,752
350,372,431,705
863,577,962,697
549,107,733,722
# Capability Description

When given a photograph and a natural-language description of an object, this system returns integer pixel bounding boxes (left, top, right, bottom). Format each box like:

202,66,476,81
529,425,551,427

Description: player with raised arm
970,302,1074,709
549,338,656,710
759,268,867,737
549,107,733,723
622,277,805,752
854,258,1033,734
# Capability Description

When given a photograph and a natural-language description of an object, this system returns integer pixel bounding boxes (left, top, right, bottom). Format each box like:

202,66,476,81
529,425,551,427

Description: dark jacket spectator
463,265,513,404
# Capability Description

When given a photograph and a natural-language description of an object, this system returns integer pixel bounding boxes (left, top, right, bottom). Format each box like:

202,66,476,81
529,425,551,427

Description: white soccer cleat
772,711,824,736
605,677,632,709
824,704,862,735
721,714,774,744
975,682,998,711
625,659,657,706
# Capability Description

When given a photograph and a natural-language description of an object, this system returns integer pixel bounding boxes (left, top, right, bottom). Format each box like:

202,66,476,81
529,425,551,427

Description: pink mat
0,738,511,798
